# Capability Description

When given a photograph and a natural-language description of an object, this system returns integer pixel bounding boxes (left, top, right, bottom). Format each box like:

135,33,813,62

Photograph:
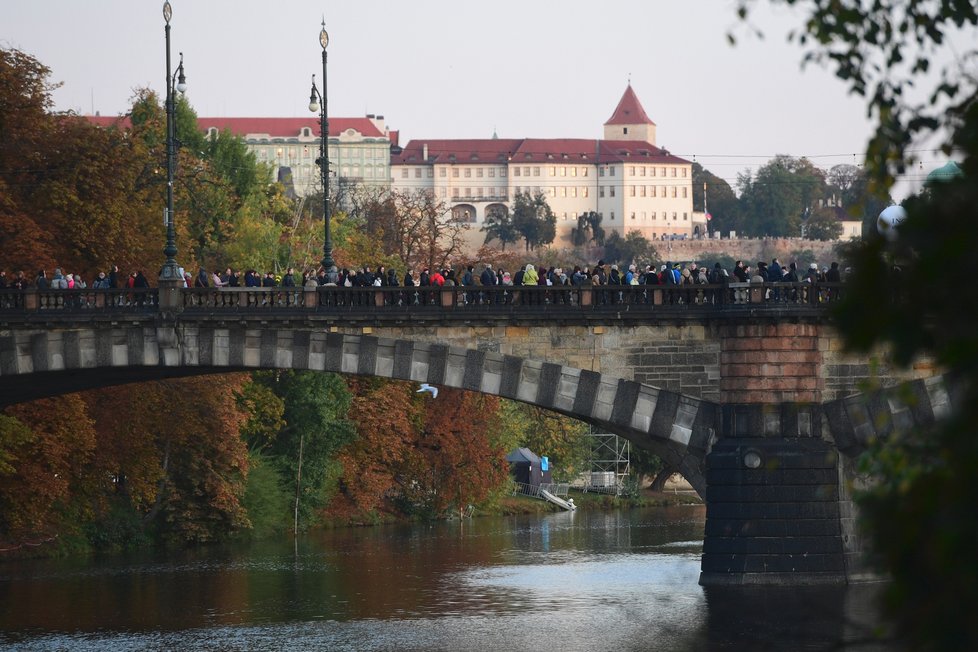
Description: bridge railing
0,289,159,314
0,283,844,317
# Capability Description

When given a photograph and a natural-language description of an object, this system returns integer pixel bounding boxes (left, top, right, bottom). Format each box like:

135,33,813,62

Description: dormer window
302,127,312,137
623,127,629,135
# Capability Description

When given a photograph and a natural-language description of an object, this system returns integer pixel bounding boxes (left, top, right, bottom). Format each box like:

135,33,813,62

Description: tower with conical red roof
603,84,656,145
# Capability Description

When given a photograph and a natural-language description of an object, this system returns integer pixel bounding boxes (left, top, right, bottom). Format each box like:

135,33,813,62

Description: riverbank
493,487,701,516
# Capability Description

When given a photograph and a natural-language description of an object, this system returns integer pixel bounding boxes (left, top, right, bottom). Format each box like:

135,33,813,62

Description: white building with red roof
391,85,700,247
88,113,392,199
196,115,392,197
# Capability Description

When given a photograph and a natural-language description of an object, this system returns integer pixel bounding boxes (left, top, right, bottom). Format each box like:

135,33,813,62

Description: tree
511,190,556,252
736,1,978,647
495,401,589,483
802,207,844,241
736,155,827,237
570,211,606,247
602,231,659,266
692,162,738,235
482,204,519,250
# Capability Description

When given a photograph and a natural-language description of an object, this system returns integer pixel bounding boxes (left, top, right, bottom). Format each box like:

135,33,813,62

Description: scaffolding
585,429,630,495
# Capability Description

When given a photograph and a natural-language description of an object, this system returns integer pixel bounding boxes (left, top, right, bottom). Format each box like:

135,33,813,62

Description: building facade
195,115,392,198
390,86,701,246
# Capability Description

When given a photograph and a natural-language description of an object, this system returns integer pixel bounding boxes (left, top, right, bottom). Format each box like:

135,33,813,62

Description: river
0,505,893,651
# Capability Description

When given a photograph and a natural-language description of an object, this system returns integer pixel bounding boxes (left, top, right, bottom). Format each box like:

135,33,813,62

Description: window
631,212,636,220
684,212,689,220
488,168,495,177
514,167,521,177
415,168,422,178
570,187,577,197
640,186,646,197
652,211,657,219
671,167,677,177
660,167,666,176
533,167,540,176
629,166,635,176
401,169,408,178
682,168,688,178
550,166,556,176
560,167,567,177
427,168,433,178
452,168,459,178
610,211,615,220
464,168,471,178
610,167,616,176
477,168,484,177
651,167,656,177
640,167,647,177
623,127,629,135
452,188,459,197
672,212,677,220
651,186,657,197
599,167,605,177
672,187,678,197
562,212,568,221
610,187,616,197
500,168,507,177
571,167,577,177
523,166,530,177
582,187,588,198
465,188,471,197
572,212,578,220
682,187,688,198
642,211,647,221
629,186,636,197
560,187,567,197
599,187,605,198
582,168,588,177
439,187,447,197
440,168,447,177
548,187,555,197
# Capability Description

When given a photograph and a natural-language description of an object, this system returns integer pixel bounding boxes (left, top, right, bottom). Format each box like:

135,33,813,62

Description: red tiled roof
196,117,385,138
393,138,689,165
392,139,524,165
605,85,655,126
83,115,385,138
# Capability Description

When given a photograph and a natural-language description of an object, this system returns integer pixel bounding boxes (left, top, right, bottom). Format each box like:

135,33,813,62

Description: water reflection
0,505,890,651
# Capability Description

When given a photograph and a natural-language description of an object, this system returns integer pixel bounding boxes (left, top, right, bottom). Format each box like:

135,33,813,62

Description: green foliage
745,1,978,647
736,155,827,237
0,414,32,476
257,371,356,529
692,162,738,234
602,231,659,266
482,204,519,250
570,211,606,247
495,400,589,482
240,452,293,538
511,190,556,252
803,207,844,241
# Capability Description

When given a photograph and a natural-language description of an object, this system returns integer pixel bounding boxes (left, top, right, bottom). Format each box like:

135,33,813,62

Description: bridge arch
0,325,718,495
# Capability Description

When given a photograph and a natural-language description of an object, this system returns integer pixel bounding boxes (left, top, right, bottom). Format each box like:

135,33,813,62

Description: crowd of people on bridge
1,257,845,296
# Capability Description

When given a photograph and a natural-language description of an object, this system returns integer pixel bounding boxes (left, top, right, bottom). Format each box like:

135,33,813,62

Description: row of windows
630,211,689,221
260,146,387,162
624,186,688,198
394,164,690,180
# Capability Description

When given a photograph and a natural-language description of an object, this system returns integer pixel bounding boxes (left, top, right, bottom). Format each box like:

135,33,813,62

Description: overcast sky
4,0,972,197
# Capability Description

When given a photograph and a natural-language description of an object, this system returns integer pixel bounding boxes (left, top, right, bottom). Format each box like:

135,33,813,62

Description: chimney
423,143,429,161
368,114,386,133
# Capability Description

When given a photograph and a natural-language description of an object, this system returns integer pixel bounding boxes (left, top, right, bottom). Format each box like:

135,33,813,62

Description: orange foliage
0,395,97,541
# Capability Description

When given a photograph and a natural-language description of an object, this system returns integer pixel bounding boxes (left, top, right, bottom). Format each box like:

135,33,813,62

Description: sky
4,0,973,197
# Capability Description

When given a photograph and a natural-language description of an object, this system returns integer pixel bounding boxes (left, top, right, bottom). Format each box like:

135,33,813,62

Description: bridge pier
699,435,846,585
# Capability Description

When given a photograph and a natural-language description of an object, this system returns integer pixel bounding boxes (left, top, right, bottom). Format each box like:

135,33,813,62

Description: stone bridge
0,285,952,586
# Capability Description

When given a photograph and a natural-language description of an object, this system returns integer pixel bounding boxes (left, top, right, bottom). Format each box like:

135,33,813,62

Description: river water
0,505,893,651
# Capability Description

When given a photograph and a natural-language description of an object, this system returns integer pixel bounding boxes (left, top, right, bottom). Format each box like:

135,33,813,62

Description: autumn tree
802,207,844,241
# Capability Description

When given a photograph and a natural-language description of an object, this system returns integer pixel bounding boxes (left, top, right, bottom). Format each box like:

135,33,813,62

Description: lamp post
160,1,187,286
308,19,335,275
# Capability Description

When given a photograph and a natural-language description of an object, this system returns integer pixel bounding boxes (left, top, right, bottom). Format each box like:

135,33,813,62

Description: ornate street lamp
160,0,187,285
308,19,336,275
